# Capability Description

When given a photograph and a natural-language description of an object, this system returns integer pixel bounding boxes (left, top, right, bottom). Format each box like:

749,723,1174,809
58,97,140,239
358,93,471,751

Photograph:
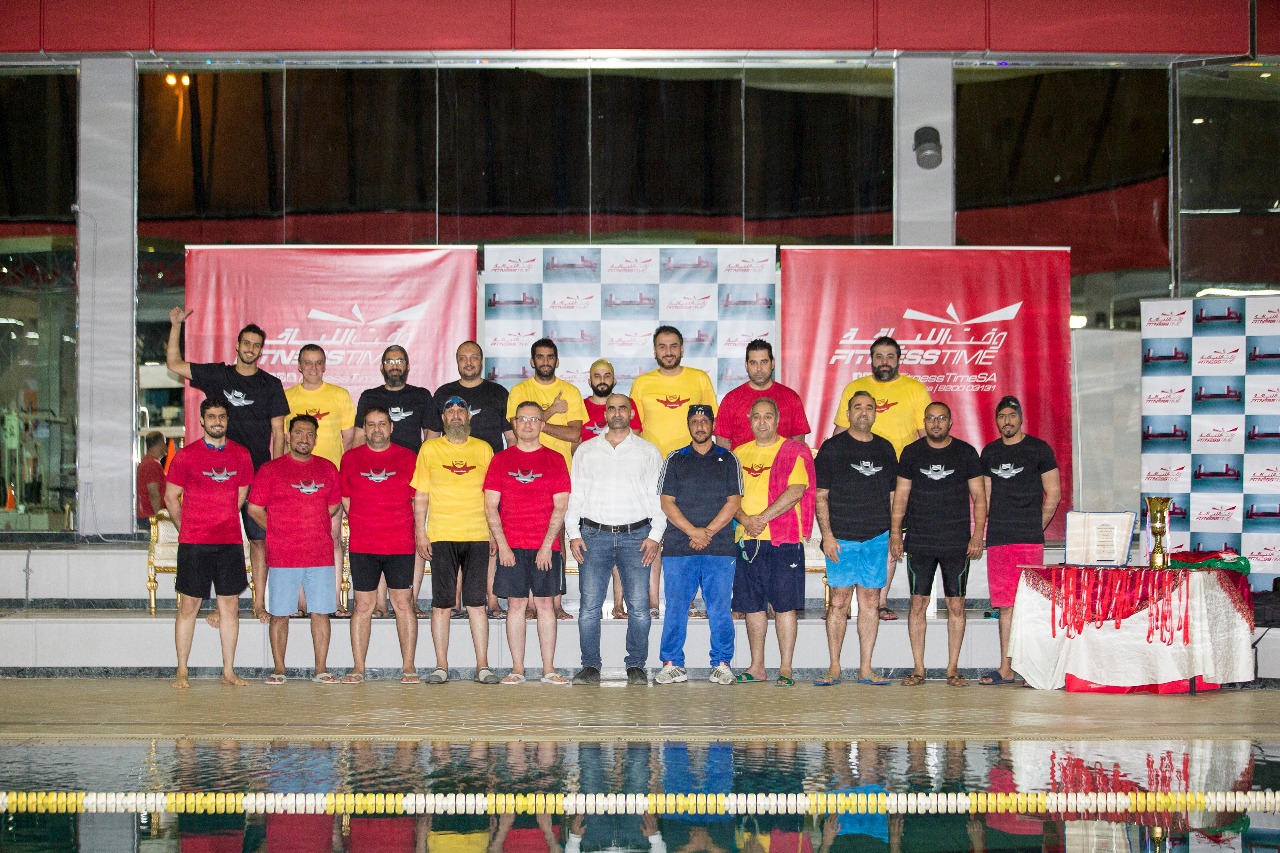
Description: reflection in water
0,740,1265,851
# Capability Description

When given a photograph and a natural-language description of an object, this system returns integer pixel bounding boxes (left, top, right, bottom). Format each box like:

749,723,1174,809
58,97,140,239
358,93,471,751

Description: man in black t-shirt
431,341,516,618
978,395,1061,686
814,390,897,686
354,345,440,452
889,401,986,687
168,306,290,621
655,405,744,685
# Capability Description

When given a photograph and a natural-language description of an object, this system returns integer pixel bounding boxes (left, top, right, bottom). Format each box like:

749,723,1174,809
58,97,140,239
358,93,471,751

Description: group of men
156,310,1059,690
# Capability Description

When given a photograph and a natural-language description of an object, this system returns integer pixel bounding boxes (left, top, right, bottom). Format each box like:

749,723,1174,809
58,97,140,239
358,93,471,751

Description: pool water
1,740,1275,852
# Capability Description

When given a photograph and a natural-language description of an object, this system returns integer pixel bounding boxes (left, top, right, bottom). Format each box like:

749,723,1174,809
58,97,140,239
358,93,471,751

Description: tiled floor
3,678,1278,742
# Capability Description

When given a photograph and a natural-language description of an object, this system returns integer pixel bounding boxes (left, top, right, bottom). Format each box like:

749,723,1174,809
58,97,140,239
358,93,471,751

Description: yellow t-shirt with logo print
505,377,588,468
832,373,932,458
734,438,808,541
629,366,717,455
284,381,356,465
410,436,494,541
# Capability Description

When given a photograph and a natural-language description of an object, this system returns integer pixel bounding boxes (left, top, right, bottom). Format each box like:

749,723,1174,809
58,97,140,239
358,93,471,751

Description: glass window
955,67,1170,329
1177,64,1280,294
0,70,78,533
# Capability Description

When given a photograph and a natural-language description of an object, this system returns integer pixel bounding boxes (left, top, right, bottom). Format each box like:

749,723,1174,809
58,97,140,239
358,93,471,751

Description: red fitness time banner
183,245,477,437
780,246,1073,539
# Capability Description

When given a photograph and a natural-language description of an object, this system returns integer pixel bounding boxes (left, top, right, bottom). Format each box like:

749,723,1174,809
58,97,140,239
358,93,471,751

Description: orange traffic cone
163,439,177,473
4,484,14,511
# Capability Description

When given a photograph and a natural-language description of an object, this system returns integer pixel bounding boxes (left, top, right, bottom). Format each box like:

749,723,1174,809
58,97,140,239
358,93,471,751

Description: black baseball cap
687,404,715,421
995,395,1022,417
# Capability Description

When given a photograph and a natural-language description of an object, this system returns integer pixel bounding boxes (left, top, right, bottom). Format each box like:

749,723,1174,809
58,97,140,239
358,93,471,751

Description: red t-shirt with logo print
482,445,571,550
164,440,254,545
339,443,418,554
248,454,341,568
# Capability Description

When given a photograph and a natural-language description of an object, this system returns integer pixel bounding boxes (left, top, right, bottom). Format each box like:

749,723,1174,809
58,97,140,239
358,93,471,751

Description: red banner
183,246,477,438
780,247,1072,539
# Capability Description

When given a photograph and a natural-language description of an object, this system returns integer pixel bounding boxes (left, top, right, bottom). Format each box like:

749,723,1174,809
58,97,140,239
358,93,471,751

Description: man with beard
247,415,342,684
411,396,498,684
978,395,1060,686
355,345,439,618
890,402,986,687
167,307,290,621
566,394,666,686
340,406,421,684
629,326,717,616
581,358,643,619
655,405,742,685
163,397,254,688
714,339,809,451
832,336,932,623
813,391,897,686
432,340,514,620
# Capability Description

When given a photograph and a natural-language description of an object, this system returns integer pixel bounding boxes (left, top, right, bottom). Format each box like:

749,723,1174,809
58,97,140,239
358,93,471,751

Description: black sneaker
626,667,648,685
571,666,601,685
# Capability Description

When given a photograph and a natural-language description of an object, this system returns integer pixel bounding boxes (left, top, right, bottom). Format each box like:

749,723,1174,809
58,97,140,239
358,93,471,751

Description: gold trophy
1145,496,1172,569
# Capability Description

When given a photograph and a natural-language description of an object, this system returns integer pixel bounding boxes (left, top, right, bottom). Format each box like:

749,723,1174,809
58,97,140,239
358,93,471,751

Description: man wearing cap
979,395,1061,686
832,336,932,623
432,340,515,620
714,339,810,451
339,406,420,685
566,394,666,686
813,390,897,686
412,394,498,684
582,358,643,619
654,404,743,685
732,398,816,686
890,402,986,687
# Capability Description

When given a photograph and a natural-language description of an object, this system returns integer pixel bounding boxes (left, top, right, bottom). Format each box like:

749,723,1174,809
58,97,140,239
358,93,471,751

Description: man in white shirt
566,394,667,685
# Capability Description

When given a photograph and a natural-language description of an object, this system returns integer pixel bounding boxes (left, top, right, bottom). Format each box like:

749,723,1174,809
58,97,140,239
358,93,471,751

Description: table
1009,566,1254,692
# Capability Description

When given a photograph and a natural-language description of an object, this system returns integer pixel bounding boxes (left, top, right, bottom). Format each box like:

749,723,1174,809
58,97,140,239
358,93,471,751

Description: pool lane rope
1,790,1277,815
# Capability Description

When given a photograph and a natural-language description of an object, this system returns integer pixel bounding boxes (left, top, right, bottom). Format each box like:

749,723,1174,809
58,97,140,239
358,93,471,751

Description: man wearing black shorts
162,397,254,688
168,306,289,621
412,396,499,684
890,401,987,687
340,407,421,684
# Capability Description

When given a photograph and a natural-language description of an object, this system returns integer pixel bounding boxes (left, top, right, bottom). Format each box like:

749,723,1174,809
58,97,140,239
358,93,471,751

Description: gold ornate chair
146,509,252,615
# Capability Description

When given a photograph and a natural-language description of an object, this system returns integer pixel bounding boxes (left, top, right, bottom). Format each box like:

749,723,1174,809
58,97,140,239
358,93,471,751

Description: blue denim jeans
578,524,652,669
658,555,736,667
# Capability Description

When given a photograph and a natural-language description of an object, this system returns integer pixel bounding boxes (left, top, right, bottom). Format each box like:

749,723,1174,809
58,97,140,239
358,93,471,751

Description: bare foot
173,672,190,689
611,605,627,619
526,605,536,619
555,607,574,620
222,672,249,687
254,606,269,624
732,611,745,620
205,611,220,629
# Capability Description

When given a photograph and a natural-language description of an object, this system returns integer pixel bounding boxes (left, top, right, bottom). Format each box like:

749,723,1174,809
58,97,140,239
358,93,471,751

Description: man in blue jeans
566,394,667,685
654,405,743,685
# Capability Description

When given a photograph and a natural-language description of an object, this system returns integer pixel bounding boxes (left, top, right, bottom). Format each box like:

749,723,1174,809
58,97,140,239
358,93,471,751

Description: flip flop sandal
541,672,571,685
340,672,365,684
878,607,898,621
425,668,449,684
311,672,339,684
979,671,1019,686
855,675,892,686
946,674,969,687
400,672,421,685
264,673,286,685
487,608,507,620
813,674,841,686
734,672,765,684
500,672,527,685
474,668,501,684
900,672,926,687
775,674,796,687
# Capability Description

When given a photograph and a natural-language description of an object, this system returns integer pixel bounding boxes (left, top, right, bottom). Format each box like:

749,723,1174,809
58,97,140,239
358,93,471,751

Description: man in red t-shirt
247,414,342,685
339,406,420,685
137,431,167,529
163,398,254,688
714,339,811,451
483,401,572,685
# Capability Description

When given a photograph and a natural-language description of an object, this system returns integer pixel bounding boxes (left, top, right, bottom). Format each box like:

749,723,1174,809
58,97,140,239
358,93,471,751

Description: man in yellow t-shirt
628,325,719,614
284,343,357,613
732,398,814,687
284,344,356,465
505,338,588,470
411,395,497,684
831,335,931,623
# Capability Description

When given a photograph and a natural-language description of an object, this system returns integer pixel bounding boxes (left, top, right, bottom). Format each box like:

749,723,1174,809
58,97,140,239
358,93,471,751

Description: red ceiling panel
513,0,876,51
877,0,986,52
43,0,151,52
989,0,1250,55
0,0,43,53
153,0,511,52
